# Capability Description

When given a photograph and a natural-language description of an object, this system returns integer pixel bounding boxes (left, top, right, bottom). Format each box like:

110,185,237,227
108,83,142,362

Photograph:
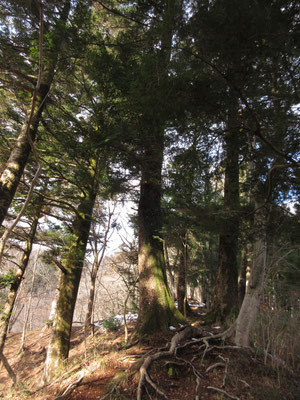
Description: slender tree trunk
234,203,267,347
211,96,240,323
238,246,248,306
163,241,176,300
0,204,41,352
43,162,98,383
85,206,113,330
48,286,59,325
0,1,71,227
0,353,17,384
85,259,98,329
0,198,42,380
177,239,188,316
42,285,59,332
19,250,39,352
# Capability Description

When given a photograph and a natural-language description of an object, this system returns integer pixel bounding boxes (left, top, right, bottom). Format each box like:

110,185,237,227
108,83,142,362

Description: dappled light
0,0,299,398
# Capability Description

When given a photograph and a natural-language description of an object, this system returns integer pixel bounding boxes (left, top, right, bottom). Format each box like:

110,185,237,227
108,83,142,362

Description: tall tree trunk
136,0,185,336
234,203,268,347
211,96,240,323
177,239,189,316
43,162,98,383
0,1,71,227
0,197,42,379
137,150,184,334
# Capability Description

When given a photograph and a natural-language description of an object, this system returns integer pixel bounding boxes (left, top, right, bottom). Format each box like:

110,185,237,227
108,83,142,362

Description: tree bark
211,96,240,323
234,203,267,347
137,142,184,334
238,246,248,307
177,239,191,316
136,0,185,336
85,259,98,329
43,160,98,383
19,249,39,352
163,241,176,300
0,1,71,227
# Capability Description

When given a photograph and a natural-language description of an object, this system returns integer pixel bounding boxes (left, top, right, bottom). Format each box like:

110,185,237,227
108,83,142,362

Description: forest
0,1,299,399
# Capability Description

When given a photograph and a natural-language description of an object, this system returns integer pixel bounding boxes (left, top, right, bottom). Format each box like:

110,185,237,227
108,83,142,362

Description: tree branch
178,45,299,165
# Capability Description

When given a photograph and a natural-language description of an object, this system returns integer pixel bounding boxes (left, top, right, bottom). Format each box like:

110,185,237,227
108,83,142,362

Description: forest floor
0,308,299,400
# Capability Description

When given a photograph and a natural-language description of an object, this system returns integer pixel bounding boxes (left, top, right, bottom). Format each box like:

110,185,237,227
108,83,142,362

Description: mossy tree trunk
136,0,185,335
137,143,185,334
43,159,98,383
211,96,240,323
0,1,71,227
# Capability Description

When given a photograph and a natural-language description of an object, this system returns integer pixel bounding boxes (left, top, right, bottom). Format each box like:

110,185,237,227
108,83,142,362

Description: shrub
102,317,121,332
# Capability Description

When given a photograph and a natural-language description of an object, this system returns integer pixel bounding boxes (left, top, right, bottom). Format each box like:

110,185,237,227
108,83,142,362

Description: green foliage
28,41,39,63
0,270,17,289
102,317,121,332
44,319,53,328
0,0,299,350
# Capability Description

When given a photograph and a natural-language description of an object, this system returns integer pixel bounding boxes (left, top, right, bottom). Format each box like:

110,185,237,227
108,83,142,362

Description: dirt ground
0,314,299,400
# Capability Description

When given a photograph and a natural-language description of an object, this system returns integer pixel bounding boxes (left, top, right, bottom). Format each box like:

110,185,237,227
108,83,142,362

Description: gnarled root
137,326,200,400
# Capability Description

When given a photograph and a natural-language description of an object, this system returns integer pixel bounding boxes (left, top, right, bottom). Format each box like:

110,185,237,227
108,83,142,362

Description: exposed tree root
54,373,84,400
100,322,248,399
137,326,200,399
136,322,242,399
207,386,240,400
205,361,226,373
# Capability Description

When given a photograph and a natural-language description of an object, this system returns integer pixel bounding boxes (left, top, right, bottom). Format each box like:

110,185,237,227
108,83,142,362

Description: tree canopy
0,0,299,388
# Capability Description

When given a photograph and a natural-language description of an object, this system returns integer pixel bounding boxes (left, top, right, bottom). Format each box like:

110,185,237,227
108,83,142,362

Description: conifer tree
0,0,72,226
